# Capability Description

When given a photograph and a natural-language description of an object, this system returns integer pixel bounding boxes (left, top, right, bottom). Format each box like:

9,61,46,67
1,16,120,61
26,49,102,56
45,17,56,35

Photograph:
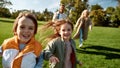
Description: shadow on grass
0,19,14,23
77,45,120,59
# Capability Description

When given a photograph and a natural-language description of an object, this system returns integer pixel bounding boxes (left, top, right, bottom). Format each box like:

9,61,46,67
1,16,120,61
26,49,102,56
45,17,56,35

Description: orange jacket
2,36,42,68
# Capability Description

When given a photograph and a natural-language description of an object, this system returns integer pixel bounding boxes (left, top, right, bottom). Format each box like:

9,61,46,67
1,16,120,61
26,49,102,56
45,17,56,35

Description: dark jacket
44,37,79,68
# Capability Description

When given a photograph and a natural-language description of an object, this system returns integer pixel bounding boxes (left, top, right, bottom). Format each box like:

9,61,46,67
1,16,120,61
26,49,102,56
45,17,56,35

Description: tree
0,7,11,17
43,8,53,21
91,4,103,11
90,9,106,26
0,0,12,18
0,0,12,8
106,7,115,15
60,0,89,24
111,6,120,27
35,12,45,21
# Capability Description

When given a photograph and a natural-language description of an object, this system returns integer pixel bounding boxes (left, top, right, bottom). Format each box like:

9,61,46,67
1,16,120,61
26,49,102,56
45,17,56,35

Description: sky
7,0,60,12
7,0,118,12
88,0,118,9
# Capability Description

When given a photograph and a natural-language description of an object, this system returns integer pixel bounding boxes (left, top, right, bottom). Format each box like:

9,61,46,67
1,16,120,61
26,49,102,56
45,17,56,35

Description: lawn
0,18,120,68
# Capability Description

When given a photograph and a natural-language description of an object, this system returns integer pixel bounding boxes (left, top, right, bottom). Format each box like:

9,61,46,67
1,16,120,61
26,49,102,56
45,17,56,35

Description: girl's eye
29,27,34,30
68,29,71,31
20,26,25,29
62,29,65,31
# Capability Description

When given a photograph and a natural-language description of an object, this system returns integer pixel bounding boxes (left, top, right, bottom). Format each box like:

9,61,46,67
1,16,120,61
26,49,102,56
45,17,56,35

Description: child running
0,12,42,68
42,19,82,68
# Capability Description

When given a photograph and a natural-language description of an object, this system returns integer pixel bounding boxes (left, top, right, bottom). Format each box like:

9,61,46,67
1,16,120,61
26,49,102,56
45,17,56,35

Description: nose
24,28,29,33
64,31,68,34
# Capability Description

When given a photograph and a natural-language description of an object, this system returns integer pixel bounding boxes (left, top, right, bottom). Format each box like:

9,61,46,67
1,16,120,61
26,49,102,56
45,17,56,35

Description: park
0,0,120,68
0,18,120,68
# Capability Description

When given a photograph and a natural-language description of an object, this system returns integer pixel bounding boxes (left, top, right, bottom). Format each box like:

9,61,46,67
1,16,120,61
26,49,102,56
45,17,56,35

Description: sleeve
43,40,56,60
74,17,81,29
74,18,83,37
88,18,92,31
34,52,44,68
52,12,58,22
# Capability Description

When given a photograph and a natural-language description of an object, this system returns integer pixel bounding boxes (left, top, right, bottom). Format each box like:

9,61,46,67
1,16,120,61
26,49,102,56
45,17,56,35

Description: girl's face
16,17,35,44
59,23,72,41
83,10,89,17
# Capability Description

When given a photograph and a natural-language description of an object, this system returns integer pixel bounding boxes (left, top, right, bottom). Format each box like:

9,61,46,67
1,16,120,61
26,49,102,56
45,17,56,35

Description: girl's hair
80,9,89,18
13,11,38,35
44,19,73,41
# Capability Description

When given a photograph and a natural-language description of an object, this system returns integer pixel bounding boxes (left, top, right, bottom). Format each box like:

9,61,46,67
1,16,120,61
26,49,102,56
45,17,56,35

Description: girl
73,9,92,48
0,12,42,68
43,19,82,68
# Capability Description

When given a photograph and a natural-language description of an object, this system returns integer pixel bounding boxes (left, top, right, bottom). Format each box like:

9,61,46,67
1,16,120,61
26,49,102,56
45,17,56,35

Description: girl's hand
89,25,92,31
79,61,83,66
49,56,59,63
49,56,59,68
0,52,2,56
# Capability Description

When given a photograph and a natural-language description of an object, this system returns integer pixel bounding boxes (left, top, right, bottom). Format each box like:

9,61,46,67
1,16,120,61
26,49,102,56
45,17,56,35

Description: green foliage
109,6,120,27
8,9,53,21
43,8,53,21
90,9,107,26
106,7,115,15
0,0,12,8
60,0,89,24
11,10,21,19
91,4,103,11
0,7,11,17
36,12,45,21
0,0,120,27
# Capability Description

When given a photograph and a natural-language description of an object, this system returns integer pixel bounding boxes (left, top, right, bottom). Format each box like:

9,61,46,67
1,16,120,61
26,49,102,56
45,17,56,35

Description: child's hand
79,61,83,66
49,56,59,68
0,52,2,56
49,56,59,63
89,25,92,31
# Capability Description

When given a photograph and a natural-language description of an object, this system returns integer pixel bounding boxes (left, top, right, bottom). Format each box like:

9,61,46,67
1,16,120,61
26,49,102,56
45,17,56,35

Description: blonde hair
80,9,89,18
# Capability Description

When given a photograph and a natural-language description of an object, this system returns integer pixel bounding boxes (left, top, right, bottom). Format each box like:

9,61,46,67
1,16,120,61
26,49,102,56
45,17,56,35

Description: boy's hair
60,3,65,7
44,19,73,41
13,12,38,35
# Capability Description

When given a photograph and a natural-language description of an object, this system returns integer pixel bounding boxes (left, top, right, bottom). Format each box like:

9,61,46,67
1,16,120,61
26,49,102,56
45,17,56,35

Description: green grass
75,27,120,68
0,18,120,68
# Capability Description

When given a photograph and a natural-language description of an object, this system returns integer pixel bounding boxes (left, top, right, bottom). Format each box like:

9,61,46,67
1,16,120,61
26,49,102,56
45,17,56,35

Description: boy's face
59,23,72,41
16,17,35,44
59,5,65,13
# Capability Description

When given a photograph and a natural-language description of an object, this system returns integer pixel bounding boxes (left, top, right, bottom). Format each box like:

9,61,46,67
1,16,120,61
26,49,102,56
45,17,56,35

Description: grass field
0,18,120,68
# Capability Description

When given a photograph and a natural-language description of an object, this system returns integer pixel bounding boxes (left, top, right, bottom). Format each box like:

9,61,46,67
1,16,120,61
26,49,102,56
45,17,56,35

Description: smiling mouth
64,34,71,36
22,34,30,39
